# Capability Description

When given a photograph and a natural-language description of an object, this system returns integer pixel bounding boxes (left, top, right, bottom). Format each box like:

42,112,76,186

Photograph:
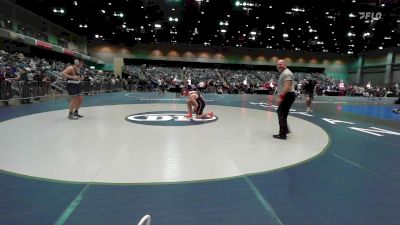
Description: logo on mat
125,111,218,126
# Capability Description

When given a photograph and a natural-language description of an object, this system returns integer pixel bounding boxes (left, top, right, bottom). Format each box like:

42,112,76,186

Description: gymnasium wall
88,41,351,79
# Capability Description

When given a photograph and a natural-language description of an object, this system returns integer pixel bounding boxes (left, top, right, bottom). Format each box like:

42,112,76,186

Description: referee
273,59,296,140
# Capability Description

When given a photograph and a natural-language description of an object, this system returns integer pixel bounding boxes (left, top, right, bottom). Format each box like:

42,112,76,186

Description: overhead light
53,8,65,14
266,25,275,30
250,31,257,35
291,7,305,12
73,1,78,6
154,24,162,28
221,29,227,33
113,12,124,18
363,32,370,37
378,46,383,49
169,17,179,22
283,33,288,38
101,10,106,13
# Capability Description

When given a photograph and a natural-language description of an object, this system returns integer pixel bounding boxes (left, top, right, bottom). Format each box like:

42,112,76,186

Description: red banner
36,40,52,49
63,49,75,56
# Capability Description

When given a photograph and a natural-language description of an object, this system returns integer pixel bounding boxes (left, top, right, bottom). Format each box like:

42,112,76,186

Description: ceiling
14,0,400,56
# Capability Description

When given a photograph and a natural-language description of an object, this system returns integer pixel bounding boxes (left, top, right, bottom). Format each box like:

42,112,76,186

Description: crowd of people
2,49,400,107
122,64,400,98
0,50,122,105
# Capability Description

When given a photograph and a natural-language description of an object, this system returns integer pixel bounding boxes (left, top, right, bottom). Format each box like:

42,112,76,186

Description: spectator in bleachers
1,66,19,106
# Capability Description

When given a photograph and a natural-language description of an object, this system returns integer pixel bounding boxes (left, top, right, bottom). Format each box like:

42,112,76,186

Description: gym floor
0,92,399,225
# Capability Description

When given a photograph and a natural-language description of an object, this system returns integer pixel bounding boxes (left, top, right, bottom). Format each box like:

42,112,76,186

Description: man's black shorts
66,83,82,96
305,92,314,99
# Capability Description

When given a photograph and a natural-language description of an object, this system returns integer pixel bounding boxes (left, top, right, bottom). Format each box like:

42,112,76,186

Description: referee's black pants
277,92,296,136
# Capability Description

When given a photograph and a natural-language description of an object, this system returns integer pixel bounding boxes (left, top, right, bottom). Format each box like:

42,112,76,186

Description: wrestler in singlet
189,91,206,115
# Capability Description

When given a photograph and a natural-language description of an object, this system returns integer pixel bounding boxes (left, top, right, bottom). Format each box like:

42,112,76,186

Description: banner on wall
82,55,91,61
0,29,10,39
36,40,52,49
0,28,102,64
63,49,75,56
52,45,63,54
